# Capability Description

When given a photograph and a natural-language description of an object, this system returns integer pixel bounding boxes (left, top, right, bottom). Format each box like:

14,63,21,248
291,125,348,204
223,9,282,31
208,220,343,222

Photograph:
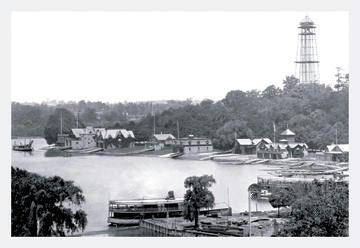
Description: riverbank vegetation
12,76,348,149
11,167,87,236
259,180,348,237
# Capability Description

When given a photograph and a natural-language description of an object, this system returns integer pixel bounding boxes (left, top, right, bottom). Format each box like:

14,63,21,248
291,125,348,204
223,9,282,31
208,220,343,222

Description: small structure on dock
325,144,349,162
151,133,176,150
56,133,72,147
70,126,97,150
173,135,213,154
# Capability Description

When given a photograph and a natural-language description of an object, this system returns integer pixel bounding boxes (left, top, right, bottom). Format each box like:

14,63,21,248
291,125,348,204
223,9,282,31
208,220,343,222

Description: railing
109,207,184,213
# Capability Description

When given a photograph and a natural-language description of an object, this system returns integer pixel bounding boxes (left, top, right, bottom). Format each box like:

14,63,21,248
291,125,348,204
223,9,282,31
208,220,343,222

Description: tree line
12,75,348,149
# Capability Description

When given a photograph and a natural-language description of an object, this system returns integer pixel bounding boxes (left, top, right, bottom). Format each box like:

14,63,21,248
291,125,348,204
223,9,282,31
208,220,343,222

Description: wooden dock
139,219,223,237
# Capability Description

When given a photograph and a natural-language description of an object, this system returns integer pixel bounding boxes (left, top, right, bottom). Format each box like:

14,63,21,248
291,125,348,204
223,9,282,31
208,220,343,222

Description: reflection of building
233,138,272,154
325,144,349,162
257,128,308,159
173,135,213,154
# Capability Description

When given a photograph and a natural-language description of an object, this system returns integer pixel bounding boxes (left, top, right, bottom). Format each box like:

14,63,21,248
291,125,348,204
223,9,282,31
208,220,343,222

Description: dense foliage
11,167,87,236
12,100,192,139
43,108,80,144
268,180,349,237
183,175,216,229
12,76,348,149
133,76,348,149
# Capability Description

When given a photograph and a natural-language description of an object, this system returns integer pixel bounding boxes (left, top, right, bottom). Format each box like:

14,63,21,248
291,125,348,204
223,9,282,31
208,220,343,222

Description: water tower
295,16,320,84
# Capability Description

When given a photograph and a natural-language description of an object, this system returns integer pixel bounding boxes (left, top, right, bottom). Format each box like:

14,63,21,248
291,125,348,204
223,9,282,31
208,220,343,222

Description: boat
169,152,184,159
12,140,34,152
107,198,231,226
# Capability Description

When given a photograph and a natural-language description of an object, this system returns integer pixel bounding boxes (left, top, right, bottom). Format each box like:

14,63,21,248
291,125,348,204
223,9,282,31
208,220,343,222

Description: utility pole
177,120,180,139
335,125,338,145
248,190,252,237
60,111,63,135
152,103,156,135
76,111,79,128
273,122,276,144
153,112,156,136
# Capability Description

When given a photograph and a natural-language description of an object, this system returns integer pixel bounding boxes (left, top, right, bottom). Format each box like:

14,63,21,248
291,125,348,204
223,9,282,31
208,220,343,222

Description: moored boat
108,198,231,226
12,140,34,152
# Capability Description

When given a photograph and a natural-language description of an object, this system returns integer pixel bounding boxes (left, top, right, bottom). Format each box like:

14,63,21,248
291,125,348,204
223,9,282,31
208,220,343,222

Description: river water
11,138,273,235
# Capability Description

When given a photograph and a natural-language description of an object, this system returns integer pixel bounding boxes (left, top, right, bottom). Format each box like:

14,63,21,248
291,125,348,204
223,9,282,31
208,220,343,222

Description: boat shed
325,144,349,162
233,138,272,155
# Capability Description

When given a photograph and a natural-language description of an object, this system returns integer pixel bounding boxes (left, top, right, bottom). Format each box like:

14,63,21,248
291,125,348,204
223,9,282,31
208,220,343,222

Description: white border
0,1,358,248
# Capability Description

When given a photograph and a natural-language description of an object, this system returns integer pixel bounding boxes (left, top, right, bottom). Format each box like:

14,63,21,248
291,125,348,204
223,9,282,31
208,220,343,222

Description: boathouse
94,128,135,149
56,133,72,147
173,135,213,154
70,126,97,150
151,133,176,150
233,138,272,155
324,144,349,162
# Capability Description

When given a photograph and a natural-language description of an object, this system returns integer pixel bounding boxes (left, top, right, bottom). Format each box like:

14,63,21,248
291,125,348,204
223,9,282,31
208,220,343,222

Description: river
11,138,273,236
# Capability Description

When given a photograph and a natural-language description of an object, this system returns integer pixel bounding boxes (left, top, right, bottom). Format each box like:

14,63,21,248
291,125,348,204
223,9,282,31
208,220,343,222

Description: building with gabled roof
173,135,213,154
233,138,272,155
256,127,308,159
70,126,96,150
325,144,349,162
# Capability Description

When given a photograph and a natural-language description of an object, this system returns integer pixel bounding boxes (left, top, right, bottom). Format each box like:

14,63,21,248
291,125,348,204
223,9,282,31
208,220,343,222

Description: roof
128,130,135,139
110,198,184,205
252,138,272,145
281,129,295,136
236,139,253,146
153,133,176,141
287,143,308,149
71,127,96,138
327,144,349,153
105,129,120,139
337,144,349,153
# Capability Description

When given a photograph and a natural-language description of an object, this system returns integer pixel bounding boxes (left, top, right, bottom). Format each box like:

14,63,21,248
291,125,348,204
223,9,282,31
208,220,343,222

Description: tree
166,190,175,200
276,180,348,237
81,107,98,124
213,120,254,150
268,187,293,217
262,85,282,98
11,167,87,236
43,108,78,144
183,175,216,229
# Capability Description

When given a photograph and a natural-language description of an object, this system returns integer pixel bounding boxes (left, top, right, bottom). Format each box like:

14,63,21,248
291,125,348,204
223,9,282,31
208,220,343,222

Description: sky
11,11,348,103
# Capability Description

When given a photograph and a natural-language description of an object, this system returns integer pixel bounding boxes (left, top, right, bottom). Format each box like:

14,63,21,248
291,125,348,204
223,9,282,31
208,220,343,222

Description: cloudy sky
11,11,348,103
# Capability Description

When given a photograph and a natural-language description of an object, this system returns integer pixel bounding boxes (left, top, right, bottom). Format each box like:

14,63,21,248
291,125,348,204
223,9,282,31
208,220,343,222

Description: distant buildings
173,135,213,154
56,133,72,147
324,144,349,162
94,128,135,149
257,128,308,159
151,133,176,151
233,138,272,155
57,126,135,150
70,127,97,150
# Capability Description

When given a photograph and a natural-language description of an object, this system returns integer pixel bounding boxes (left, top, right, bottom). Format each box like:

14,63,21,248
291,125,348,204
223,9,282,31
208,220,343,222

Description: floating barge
108,198,231,226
